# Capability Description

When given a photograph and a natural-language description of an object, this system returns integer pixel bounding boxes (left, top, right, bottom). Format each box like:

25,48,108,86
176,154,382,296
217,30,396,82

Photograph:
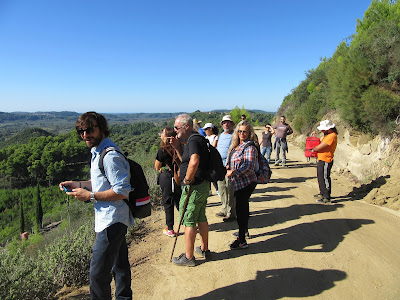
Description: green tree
19,196,25,234
35,184,43,232
229,106,251,124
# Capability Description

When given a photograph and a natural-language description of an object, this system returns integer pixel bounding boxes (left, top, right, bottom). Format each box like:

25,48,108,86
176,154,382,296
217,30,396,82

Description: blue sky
0,0,371,114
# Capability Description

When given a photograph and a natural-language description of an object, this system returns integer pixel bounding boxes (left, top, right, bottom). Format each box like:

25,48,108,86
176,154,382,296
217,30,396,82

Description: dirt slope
59,131,400,300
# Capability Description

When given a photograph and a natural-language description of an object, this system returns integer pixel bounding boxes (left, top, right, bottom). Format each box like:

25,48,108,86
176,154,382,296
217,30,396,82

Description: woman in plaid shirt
226,120,258,250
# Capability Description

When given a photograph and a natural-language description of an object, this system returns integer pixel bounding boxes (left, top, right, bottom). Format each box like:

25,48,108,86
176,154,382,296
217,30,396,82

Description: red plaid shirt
228,140,258,191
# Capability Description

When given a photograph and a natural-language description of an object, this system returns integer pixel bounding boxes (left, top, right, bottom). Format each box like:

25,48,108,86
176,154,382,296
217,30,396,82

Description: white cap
202,123,214,130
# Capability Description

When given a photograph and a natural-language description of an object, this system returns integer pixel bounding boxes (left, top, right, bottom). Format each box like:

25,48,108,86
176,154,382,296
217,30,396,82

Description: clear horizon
0,1,371,113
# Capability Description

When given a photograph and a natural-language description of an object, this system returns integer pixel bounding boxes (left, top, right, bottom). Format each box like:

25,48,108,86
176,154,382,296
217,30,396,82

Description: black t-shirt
180,133,209,185
156,148,173,170
262,132,272,148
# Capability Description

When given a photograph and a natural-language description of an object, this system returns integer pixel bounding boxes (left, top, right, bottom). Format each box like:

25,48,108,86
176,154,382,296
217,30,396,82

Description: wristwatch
183,177,193,185
90,192,97,203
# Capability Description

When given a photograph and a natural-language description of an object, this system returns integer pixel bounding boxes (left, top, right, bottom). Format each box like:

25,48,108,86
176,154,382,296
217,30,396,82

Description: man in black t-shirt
171,114,210,266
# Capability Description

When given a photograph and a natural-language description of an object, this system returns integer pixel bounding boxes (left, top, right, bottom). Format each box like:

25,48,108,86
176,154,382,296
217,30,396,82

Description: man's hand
59,180,80,191
68,188,92,202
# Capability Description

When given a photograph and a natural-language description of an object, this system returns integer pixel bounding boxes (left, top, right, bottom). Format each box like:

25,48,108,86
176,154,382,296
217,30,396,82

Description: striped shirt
228,140,258,191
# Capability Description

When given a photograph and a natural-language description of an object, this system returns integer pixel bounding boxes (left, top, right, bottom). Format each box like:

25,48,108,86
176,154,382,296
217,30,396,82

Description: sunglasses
77,126,98,136
174,126,183,131
238,130,248,134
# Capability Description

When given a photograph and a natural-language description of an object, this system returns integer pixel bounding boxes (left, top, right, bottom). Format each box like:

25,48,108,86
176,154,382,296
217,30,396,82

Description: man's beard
85,135,103,148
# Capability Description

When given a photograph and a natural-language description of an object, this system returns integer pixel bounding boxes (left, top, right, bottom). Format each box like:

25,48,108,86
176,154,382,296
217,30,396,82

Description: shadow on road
250,193,295,203
187,267,347,300
210,218,374,259
209,203,343,233
270,176,314,184
249,203,344,228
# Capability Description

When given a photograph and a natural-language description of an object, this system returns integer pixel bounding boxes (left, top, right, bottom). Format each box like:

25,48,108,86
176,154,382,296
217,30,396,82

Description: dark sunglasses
77,126,98,136
238,130,248,134
174,126,183,131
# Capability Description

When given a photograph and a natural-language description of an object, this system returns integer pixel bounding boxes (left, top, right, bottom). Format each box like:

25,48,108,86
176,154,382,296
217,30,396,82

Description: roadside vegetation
278,0,400,136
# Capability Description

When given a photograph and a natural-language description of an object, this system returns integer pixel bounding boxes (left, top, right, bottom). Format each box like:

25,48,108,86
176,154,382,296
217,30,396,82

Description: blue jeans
261,146,272,163
90,222,132,300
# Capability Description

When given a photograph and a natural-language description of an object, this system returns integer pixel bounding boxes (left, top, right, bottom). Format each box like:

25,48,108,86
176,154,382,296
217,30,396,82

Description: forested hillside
0,109,273,244
277,0,400,135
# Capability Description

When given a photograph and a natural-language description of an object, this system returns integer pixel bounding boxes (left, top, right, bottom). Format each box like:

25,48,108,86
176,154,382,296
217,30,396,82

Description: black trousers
159,171,181,230
235,182,257,243
317,160,333,200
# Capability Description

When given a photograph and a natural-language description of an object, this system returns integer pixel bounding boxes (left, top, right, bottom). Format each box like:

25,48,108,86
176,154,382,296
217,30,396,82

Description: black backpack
99,147,151,219
188,133,227,182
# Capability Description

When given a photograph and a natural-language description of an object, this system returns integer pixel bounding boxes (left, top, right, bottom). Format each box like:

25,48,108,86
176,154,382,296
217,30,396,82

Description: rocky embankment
288,114,400,211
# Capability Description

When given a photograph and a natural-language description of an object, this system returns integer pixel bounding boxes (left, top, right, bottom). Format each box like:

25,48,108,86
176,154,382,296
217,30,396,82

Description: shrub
0,221,94,300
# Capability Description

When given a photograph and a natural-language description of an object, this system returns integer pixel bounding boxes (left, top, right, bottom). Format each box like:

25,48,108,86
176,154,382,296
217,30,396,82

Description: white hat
221,115,234,125
317,119,336,131
202,123,214,130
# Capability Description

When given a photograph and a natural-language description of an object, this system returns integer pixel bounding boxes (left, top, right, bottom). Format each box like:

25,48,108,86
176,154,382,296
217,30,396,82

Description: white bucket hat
221,115,234,125
202,123,214,130
317,119,336,131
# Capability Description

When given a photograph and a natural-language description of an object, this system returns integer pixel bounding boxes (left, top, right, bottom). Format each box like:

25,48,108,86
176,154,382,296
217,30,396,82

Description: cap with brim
221,115,234,125
202,123,214,130
317,119,336,131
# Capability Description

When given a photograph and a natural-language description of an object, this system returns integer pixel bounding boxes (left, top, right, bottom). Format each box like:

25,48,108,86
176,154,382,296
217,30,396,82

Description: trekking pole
170,185,192,262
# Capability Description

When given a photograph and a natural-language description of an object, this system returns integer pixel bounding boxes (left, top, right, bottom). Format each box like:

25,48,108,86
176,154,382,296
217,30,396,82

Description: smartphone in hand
63,185,73,192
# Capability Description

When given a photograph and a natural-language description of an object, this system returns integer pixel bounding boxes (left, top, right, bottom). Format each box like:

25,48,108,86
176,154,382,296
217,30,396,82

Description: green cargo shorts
179,180,209,227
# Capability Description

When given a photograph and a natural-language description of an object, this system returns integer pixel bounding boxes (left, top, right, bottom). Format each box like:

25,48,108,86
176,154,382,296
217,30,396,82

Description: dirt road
128,133,400,300
59,133,400,300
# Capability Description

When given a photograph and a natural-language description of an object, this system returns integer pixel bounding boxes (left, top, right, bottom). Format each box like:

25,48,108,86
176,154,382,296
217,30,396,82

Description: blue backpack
242,142,272,184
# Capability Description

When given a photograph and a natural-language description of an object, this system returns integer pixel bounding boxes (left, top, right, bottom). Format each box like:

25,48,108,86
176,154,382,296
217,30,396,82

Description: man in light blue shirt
60,111,134,300
216,115,236,221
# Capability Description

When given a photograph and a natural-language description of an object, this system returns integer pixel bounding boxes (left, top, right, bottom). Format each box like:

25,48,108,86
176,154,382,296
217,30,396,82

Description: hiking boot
231,231,251,239
163,228,176,237
316,198,331,204
172,253,196,267
313,194,323,199
215,212,226,218
230,239,248,250
195,246,211,259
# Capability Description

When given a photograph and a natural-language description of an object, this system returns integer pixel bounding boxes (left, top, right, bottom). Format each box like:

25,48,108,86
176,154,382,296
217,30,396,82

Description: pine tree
19,197,25,234
35,184,43,232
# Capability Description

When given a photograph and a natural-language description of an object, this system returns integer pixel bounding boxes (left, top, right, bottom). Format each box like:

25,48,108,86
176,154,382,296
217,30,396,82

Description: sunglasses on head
77,125,98,136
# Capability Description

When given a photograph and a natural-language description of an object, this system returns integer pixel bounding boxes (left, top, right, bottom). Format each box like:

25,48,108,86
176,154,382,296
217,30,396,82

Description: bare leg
185,226,197,259
198,221,209,251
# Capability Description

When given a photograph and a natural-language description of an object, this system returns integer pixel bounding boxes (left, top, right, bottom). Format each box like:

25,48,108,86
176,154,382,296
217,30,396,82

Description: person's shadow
211,218,374,261
209,203,344,233
187,267,347,299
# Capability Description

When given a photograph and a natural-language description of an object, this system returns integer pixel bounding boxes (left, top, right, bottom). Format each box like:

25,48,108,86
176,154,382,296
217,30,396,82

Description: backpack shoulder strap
99,146,126,178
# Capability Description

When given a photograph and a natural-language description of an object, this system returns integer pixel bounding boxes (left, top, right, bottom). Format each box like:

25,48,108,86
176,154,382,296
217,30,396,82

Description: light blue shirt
216,131,233,166
91,137,134,232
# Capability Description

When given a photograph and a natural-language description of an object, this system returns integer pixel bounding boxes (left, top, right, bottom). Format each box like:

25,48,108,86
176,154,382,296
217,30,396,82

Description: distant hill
0,111,184,141
1,128,54,149
0,110,275,142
